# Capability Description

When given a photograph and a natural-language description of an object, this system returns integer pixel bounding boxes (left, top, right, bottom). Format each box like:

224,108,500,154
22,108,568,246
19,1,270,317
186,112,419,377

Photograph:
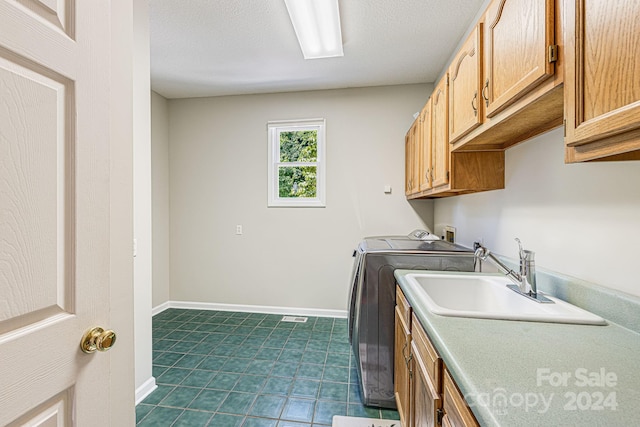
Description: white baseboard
151,301,171,316
135,377,157,405
152,300,347,319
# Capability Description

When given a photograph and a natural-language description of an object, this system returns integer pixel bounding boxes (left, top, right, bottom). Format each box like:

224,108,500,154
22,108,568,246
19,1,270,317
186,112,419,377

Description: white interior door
0,1,130,425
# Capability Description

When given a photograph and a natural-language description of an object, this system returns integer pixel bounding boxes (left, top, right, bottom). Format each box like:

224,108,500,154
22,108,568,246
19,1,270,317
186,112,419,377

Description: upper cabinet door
483,0,556,117
405,119,421,195
564,0,640,148
449,25,483,143
419,100,433,192
431,75,450,188
405,130,414,195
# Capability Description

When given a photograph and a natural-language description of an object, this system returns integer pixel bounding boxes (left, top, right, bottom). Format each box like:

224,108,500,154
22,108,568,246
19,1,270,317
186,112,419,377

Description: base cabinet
413,359,441,427
411,316,442,427
395,287,479,427
442,370,480,427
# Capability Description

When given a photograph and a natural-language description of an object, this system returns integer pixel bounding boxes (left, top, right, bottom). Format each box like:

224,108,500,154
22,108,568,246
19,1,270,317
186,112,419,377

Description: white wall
434,127,640,297
151,91,170,307
133,0,153,393
168,84,434,311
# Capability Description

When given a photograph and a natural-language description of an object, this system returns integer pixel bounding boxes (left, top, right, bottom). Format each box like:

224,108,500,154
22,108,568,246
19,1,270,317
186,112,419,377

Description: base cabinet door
442,369,480,427
412,342,442,427
395,307,411,426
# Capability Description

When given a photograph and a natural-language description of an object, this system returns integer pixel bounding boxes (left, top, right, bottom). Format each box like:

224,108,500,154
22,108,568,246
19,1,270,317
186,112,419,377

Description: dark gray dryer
348,230,475,408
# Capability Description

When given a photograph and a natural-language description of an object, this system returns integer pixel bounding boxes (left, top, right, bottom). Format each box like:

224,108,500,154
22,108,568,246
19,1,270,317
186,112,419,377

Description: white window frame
268,118,326,207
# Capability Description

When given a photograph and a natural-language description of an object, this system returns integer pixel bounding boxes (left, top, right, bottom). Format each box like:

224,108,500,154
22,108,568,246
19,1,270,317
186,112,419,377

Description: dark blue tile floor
138,309,399,426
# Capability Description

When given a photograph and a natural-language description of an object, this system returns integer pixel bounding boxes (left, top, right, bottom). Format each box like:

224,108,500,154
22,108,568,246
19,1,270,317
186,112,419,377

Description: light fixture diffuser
284,0,344,59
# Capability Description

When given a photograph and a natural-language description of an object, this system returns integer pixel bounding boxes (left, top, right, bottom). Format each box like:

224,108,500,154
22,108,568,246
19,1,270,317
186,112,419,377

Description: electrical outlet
236,225,243,235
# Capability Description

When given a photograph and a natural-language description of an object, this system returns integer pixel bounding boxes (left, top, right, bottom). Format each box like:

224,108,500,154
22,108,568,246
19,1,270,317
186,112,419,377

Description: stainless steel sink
405,272,606,325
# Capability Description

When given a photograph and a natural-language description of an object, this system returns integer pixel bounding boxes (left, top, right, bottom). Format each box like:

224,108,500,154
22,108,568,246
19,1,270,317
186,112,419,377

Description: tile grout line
142,309,397,426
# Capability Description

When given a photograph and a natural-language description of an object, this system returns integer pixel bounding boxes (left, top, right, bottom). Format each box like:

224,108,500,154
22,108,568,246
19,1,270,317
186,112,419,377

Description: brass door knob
81,327,117,353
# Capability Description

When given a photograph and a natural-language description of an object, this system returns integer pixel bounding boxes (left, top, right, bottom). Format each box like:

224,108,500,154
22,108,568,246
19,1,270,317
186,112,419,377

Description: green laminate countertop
395,270,640,427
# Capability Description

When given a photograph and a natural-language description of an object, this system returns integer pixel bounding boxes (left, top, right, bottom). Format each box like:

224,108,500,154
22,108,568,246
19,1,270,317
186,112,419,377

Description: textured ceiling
150,0,486,99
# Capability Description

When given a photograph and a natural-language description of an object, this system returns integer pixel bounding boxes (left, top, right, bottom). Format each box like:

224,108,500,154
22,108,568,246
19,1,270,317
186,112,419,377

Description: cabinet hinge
436,408,444,425
548,44,558,63
563,118,566,137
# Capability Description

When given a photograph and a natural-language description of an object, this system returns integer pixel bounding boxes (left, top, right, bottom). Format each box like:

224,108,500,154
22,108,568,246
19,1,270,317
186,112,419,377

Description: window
268,118,326,207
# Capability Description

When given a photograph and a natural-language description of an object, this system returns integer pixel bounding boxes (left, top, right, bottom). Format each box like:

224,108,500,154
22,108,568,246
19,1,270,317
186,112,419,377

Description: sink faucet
474,238,551,303
514,238,536,295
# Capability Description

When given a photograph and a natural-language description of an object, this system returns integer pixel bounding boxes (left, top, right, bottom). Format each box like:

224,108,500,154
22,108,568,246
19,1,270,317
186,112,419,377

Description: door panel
7,389,73,427
0,50,74,334
0,1,116,425
11,0,74,37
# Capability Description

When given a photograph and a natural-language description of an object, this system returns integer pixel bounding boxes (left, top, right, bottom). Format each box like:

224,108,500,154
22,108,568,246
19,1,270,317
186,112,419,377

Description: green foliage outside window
278,130,318,198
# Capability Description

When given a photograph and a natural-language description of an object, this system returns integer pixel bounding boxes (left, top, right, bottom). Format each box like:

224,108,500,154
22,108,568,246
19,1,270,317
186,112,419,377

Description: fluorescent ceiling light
284,0,344,59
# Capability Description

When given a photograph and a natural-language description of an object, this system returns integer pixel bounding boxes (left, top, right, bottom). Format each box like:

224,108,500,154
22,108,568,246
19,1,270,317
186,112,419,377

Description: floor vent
281,316,308,323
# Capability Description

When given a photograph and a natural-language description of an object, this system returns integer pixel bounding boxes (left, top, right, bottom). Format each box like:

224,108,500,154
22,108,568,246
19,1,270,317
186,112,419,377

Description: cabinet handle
471,91,478,116
401,340,408,360
426,168,430,182
437,408,444,425
405,352,413,368
482,79,489,107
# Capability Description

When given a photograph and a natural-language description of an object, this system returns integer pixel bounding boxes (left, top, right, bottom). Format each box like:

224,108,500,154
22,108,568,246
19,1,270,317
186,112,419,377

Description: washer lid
360,236,472,253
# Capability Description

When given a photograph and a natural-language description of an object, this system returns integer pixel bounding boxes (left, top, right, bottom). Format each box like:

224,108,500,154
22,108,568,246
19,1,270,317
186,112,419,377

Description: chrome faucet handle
515,238,525,260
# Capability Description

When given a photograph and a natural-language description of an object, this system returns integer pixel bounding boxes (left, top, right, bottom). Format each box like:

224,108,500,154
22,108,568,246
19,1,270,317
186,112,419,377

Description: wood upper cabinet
449,25,483,143
407,78,505,200
405,130,412,195
405,120,420,195
564,0,640,162
483,0,556,117
418,101,433,192
450,0,563,153
431,74,450,188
